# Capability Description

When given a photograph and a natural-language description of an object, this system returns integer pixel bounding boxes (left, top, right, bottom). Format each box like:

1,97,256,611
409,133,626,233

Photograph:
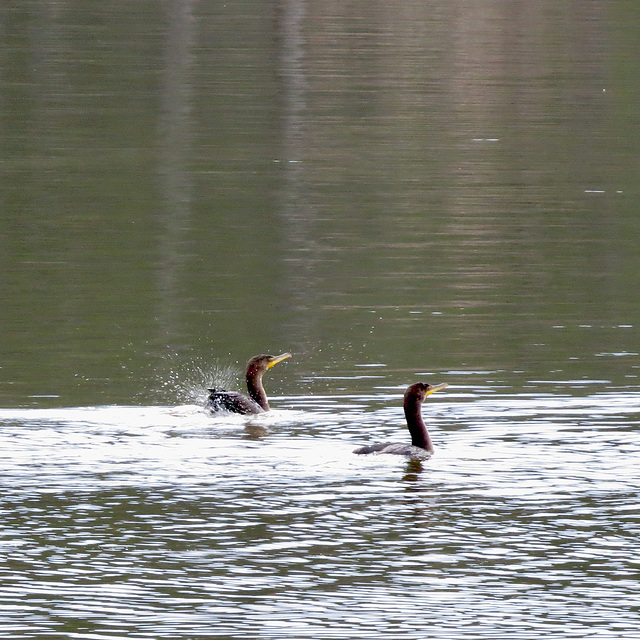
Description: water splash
152,353,240,405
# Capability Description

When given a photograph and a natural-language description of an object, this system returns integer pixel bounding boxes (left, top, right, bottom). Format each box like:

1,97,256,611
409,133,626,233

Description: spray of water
152,353,240,406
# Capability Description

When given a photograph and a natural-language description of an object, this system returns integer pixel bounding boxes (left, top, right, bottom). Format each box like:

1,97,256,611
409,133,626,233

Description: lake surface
2,386,640,639
1,1,640,638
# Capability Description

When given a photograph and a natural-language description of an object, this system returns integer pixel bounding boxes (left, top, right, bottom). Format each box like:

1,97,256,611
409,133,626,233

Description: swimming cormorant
207,353,292,415
353,382,448,459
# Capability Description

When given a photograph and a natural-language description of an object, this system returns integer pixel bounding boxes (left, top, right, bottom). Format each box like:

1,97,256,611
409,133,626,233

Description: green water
2,1,639,407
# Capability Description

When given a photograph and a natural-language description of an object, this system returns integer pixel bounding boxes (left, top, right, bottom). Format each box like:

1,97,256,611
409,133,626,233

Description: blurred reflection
156,0,196,342
403,459,425,479
276,0,320,353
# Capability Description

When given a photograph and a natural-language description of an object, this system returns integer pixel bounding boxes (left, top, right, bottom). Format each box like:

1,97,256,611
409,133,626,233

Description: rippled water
2,379,639,639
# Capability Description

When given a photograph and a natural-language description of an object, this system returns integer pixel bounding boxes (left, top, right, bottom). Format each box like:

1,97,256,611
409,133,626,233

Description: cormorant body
353,382,448,459
207,353,291,415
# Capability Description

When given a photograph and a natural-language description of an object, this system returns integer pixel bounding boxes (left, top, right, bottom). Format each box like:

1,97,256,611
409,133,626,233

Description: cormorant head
405,381,448,402
246,352,292,375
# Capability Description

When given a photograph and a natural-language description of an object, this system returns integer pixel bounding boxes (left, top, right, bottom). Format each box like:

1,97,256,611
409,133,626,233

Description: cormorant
353,382,448,459
207,353,292,414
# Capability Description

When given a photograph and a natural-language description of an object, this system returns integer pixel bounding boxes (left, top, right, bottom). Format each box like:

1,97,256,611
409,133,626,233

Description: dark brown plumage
207,353,292,415
353,382,448,459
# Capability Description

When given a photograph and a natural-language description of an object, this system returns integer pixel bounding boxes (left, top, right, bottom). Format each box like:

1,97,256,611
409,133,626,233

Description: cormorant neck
246,368,269,410
403,395,434,454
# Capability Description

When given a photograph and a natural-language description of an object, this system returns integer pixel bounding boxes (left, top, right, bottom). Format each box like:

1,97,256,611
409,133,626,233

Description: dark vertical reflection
156,0,195,346
276,0,319,353
29,0,68,257
27,1,79,344
0,5,6,214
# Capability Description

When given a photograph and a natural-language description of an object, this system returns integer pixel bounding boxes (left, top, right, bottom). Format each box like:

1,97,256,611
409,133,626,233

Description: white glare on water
1,387,639,638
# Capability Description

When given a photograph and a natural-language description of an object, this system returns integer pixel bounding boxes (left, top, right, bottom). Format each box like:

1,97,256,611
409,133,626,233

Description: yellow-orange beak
425,382,448,397
267,352,292,369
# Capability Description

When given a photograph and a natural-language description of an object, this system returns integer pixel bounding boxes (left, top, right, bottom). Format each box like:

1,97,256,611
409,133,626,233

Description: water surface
2,1,640,637
1,380,639,638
